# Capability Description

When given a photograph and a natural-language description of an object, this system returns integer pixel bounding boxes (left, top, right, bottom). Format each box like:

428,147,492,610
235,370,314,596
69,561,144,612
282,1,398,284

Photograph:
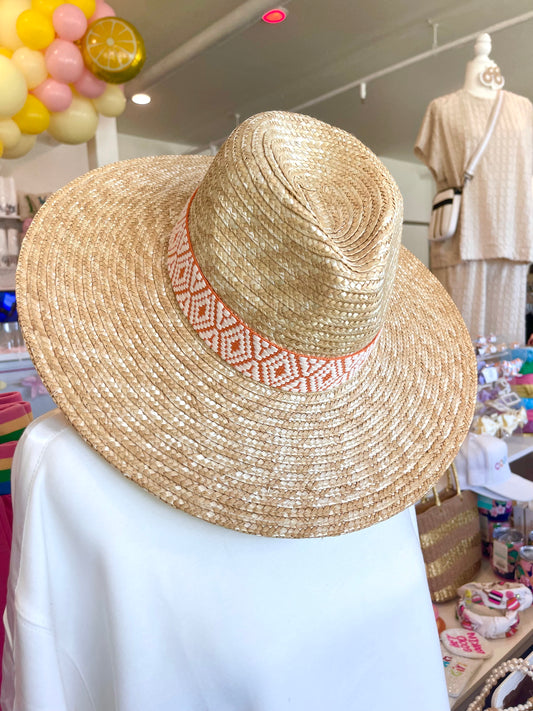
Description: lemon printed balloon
81,17,145,84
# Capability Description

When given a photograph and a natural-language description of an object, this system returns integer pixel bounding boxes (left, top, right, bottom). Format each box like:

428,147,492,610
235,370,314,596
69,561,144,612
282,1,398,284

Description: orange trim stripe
168,194,380,393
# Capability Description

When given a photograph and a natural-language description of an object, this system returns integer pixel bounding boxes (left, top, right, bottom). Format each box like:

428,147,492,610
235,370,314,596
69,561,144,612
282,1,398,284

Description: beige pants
432,259,529,344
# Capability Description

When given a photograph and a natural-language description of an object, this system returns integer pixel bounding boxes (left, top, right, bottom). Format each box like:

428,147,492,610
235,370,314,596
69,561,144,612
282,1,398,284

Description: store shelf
438,559,533,709
507,435,533,465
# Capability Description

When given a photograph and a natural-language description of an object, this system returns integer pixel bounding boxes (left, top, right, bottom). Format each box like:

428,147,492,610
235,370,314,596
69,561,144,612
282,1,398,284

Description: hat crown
189,112,403,357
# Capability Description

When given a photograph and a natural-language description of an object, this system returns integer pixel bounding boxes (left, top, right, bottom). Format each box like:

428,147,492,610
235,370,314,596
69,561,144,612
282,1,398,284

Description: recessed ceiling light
131,93,151,105
261,8,287,23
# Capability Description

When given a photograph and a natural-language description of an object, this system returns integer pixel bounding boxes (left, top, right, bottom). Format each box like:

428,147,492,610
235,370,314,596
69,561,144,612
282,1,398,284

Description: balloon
47,93,98,143
0,140,3,158
73,66,105,98
0,47,13,58
32,0,65,16
45,38,84,83
67,0,95,19
11,46,47,89
0,118,21,148
81,17,145,83
88,0,114,23
16,9,55,50
12,93,49,133
2,132,36,158
32,76,72,111
91,81,125,116
52,3,87,41
0,55,28,119
0,0,31,50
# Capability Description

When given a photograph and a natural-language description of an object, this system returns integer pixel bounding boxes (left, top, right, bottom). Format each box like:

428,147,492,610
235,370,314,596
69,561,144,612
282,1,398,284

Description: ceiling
109,0,533,161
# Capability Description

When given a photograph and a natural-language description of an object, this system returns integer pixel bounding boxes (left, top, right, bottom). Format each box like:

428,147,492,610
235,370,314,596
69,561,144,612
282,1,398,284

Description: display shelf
438,560,533,710
507,434,533,465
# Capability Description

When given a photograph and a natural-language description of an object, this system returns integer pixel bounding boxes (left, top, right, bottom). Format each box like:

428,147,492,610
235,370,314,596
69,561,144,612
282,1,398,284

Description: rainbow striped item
0,441,17,495
0,396,33,495
0,402,32,444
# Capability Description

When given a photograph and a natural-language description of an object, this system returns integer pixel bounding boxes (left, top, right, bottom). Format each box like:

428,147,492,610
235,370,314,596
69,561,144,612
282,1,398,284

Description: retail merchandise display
414,33,533,344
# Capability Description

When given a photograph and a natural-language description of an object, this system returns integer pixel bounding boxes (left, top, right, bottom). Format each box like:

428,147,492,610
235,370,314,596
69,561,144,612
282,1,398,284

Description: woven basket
416,463,481,603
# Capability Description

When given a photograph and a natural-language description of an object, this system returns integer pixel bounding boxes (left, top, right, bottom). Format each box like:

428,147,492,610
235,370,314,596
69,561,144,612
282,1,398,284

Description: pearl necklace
467,658,533,711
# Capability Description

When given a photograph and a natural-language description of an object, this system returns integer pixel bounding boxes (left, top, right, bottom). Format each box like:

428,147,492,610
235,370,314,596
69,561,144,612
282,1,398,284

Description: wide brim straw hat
17,111,477,538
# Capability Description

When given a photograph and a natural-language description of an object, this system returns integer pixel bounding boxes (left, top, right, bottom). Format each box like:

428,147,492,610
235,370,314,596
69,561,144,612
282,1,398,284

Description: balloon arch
0,0,145,159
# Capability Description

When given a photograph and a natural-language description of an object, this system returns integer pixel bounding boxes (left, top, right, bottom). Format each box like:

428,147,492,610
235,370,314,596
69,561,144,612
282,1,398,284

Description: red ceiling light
261,8,288,24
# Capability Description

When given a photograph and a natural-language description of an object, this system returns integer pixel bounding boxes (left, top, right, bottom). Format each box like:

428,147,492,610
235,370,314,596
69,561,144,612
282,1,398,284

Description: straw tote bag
416,463,481,603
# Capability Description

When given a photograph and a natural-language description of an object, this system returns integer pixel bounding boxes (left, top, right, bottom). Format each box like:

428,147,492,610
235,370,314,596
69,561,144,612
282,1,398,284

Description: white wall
118,133,195,159
380,156,434,267
0,141,89,194
0,133,197,195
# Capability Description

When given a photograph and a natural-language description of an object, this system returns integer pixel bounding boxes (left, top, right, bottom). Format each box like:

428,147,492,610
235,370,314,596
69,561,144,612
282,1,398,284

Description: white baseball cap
455,433,533,502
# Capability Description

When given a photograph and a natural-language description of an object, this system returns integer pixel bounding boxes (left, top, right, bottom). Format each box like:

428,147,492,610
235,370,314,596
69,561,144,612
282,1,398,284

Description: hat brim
470,474,533,502
17,155,477,537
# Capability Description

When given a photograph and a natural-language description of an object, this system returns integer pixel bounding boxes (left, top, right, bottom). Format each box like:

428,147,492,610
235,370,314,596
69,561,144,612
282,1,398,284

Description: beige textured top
414,89,533,269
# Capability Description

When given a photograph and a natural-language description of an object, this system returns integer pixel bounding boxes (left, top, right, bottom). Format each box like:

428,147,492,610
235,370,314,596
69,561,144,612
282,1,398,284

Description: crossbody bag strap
463,90,504,183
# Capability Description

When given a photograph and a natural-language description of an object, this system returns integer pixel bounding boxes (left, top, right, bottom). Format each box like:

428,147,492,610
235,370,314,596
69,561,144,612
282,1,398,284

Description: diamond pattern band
168,194,380,392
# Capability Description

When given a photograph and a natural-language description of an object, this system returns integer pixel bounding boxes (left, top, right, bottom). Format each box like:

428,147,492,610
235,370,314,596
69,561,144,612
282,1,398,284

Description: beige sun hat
16,110,477,538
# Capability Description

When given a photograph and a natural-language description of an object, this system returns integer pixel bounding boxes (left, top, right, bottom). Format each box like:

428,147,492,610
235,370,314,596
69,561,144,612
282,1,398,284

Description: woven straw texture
16,111,477,538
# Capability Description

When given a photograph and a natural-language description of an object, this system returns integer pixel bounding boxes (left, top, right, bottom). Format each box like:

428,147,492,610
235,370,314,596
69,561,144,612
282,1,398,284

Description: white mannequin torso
1,411,450,711
463,33,504,100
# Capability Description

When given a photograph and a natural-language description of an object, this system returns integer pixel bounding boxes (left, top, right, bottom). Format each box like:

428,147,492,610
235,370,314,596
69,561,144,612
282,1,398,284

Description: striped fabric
0,394,33,494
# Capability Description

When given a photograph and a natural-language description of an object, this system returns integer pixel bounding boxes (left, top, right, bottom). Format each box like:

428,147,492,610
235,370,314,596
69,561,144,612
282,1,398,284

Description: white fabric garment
1,411,449,711
414,89,533,342
414,89,533,269
432,258,528,343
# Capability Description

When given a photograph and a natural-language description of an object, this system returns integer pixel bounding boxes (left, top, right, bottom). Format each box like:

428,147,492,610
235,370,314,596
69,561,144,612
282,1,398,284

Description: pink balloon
52,4,88,42
88,1,115,22
73,67,106,98
32,78,73,113
45,39,84,84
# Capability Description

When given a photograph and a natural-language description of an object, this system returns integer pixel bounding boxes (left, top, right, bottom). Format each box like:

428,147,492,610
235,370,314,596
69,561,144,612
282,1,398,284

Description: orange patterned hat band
168,194,379,393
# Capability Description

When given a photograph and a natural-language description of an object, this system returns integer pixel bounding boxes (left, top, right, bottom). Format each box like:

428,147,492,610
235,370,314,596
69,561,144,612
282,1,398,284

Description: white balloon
11,46,47,89
0,55,28,119
2,131,36,158
92,83,126,118
47,93,98,144
0,118,21,149
0,0,31,51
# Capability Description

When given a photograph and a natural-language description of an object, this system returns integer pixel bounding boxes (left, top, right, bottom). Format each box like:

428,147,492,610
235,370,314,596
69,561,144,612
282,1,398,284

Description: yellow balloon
0,47,13,58
0,55,27,119
0,118,21,148
68,0,95,18
82,17,145,83
2,131,36,158
11,46,47,89
92,83,125,117
16,9,55,50
47,93,98,144
0,140,3,158
12,94,49,133
0,0,31,50
31,0,63,16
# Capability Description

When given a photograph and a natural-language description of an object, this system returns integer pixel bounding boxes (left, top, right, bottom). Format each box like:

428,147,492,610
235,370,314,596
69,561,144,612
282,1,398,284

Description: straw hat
16,111,477,538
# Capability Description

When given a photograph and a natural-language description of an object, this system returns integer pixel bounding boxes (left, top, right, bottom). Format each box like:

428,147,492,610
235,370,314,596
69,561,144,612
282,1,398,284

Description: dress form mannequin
463,33,504,99
415,32,533,344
